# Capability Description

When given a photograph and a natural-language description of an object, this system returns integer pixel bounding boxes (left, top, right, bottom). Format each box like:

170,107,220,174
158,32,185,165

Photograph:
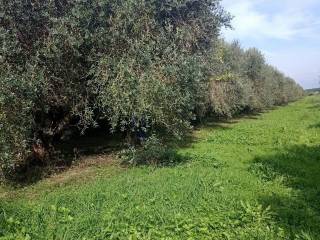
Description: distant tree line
208,40,304,117
0,0,304,179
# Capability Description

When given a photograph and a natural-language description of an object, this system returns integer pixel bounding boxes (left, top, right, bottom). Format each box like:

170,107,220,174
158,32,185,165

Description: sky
221,0,320,89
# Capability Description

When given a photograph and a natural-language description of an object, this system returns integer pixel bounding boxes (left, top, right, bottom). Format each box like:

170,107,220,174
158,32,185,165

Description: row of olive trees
0,0,231,178
208,41,304,117
0,0,303,179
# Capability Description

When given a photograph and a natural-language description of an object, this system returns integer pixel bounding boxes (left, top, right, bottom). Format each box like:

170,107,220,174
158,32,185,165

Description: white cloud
222,0,320,40
221,0,320,88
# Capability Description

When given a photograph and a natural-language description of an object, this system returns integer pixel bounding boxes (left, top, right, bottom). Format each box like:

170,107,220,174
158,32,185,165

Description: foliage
0,0,230,176
0,0,304,179
119,135,182,166
208,40,305,117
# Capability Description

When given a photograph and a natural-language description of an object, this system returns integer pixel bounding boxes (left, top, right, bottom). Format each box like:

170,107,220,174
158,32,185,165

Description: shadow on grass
5,129,195,187
199,121,234,130
309,123,320,129
239,111,265,120
203,111,265,124
250,145,320,237
120,148,191,169
4,109,273,187
307,104,320,110
3,128,123,187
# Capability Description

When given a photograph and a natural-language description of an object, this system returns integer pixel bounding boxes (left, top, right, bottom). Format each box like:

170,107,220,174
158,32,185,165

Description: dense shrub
208,41,305,117
0,1,304,179
119,135,182,166
0,0,230,177
209,79,246,117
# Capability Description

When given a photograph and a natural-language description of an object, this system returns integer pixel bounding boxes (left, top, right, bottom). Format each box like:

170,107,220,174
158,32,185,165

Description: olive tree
0,0,231,178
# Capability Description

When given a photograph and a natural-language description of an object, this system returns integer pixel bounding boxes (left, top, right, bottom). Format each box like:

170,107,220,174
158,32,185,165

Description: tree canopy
0,0,304,180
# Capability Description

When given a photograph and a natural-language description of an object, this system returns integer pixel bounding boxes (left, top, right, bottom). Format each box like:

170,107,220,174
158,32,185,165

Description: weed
0,96,319,239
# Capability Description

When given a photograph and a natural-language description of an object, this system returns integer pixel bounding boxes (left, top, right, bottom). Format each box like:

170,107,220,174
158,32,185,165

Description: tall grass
0,96,319,239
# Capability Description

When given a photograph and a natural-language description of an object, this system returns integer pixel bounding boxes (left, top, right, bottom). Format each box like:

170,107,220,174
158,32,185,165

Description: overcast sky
221,0,320,89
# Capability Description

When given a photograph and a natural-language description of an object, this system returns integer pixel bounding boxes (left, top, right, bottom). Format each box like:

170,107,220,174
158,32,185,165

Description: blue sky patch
222,0,320,89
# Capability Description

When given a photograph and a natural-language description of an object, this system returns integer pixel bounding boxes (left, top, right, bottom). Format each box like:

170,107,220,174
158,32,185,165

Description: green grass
1,96,320,240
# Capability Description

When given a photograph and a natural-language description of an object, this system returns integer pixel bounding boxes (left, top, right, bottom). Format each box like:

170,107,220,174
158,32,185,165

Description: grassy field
1,96,319,240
